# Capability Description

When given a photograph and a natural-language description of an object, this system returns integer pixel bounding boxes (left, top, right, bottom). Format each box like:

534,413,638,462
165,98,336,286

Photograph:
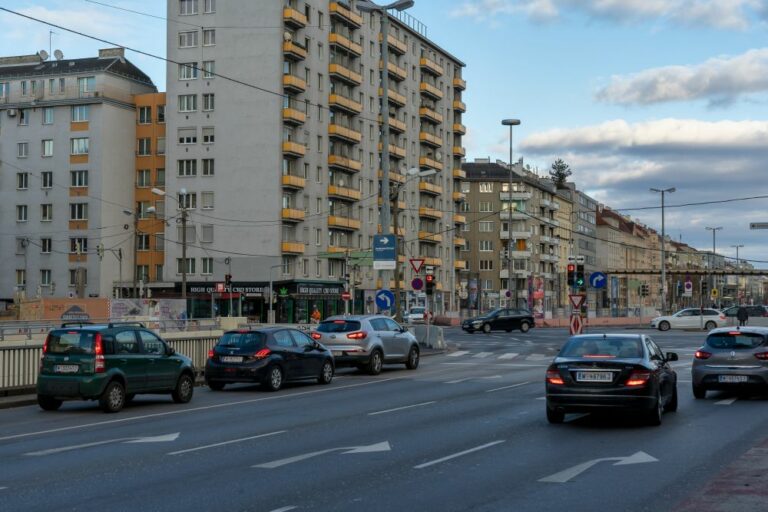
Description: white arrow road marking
414,440,505,469
498,353,519,360
539,451,658,483
25,433,180,456
448,350,470,357
715,398,738,405
254,442,391,469
486,381,531,393
368,401,436,416
168,431,285,456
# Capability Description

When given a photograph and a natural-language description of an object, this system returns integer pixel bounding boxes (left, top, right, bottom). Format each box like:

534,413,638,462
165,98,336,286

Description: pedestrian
736,305,748,326
310,305,321,325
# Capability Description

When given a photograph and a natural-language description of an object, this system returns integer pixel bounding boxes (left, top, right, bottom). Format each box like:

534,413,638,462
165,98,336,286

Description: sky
1,0,767,269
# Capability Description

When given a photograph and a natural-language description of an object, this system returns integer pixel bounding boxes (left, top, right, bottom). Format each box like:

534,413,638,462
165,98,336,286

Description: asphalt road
1,326,767,512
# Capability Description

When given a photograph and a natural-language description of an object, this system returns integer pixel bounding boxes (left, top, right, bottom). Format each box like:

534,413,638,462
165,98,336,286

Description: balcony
419,106,443,125
283,7,308,28
453,168,466,179
380,60,407,81
381,32,407,55
511,250,532,259
328,123,362,144
452,191,466,202
419,181,443,195
378,197,406,210
328,184,361,201
329,62,362,86
453,99,467,112
419,57,444,76
330,1,363,28
381,115,406,133
419,156,442,171
281,241,305,254
540,254,559,262
454,236,466,247
539,235,558,244
453,77,467,90
282,107,306,125
283,40,307,60
500,191,533,201
281,174,306,190
379,87,406,107
540,198,559,210
500,210,528,221
420,82,443,100
453,213,467,225
328,154,362,173
328,215,361,231
378,170,406,184
423,257,442,267
452,123,466,135
378,142,406,159
329,32,362,56
281,208,305,222
283,74,306,93
455,260,468,270
543,217,560,227
418,206,442,220
327,246,356,254
419,131,442,148
452,146,466,157
329,93,362,114
419,231,443,243
282,141,306,158
377,224,405,236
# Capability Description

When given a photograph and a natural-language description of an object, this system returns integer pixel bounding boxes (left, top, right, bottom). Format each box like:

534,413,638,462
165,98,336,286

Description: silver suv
310,315,420,375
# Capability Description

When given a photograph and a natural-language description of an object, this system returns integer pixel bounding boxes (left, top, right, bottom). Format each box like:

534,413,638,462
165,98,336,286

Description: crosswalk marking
473,352,493,358
498,353,519,359
448,350,470,357
715,398,738,405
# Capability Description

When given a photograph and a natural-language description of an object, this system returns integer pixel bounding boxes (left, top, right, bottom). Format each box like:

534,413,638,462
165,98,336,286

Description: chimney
98,48,125,59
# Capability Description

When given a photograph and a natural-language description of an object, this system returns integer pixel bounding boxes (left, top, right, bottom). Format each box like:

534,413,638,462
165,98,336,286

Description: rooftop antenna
49,30,57,59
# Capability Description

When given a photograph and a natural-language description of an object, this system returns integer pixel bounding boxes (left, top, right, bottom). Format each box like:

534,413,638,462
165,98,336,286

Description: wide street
1,326,767,512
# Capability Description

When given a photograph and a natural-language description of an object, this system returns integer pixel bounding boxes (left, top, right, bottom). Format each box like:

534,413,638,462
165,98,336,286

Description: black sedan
205,328,334,392
545,334,678,426
461,308,534,334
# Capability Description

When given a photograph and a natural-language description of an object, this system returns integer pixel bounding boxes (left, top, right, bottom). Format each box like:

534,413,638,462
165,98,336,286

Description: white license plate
220,356,243,363
576,371,614,382
54,364,79,374
718,375,748,383
332,351,343,356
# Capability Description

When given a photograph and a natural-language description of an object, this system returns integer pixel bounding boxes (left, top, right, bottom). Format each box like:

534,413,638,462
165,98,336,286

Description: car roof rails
60,321,94,328
107,321,146,328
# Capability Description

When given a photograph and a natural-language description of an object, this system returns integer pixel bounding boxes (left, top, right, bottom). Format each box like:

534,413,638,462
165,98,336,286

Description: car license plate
220,356,243,363
332,351,343,356
576,371,613,382
54,364,79,374
719,375,748,383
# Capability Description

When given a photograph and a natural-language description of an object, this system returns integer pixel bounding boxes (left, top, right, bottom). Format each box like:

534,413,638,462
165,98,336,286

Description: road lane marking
539,451,658,483
368,401,436,416
414,440,505,469
268,507,297,512
486,381,531,393
498,353,519,359
473,352,493,358
536,397,546,400
441,362,480,366
448,351,470,357
715,398,738,405
168,431,286,456
25,433,180,456
254,441,391,469
0,487,7,491
500,363,548,367
445,377,472,384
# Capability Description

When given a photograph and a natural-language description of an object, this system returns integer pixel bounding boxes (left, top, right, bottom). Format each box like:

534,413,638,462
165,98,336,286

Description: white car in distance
650,308,727,331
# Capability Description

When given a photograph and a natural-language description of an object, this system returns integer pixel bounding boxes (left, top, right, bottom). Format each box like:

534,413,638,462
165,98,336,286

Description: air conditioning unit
7,109,17,117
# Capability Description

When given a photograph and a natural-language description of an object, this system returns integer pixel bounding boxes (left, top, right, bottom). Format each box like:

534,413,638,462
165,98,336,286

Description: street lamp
705,226,722,307
732,244,744,303
358,0,415,296
650,187,675,314
267,262,283,324
152,187,189,304
123,205,155,299
502,118,521,308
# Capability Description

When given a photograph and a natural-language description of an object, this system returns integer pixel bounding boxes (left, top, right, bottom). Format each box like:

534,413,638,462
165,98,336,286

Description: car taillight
207,349,214,359
347,331,367,340
310,332,321,340
625,370,651,387
546,369,564,385
719,315,726,320
94,333,105,373
695,350,712,359
254,349,271,359
755,352,768,361
42,334,50,354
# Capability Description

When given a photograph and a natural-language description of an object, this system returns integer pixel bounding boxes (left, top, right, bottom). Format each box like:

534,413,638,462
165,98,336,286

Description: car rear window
47,330,97,354
317,320,362,333
559,337,644,359
217,332,266,350
410,308,425,314
706,332,766,349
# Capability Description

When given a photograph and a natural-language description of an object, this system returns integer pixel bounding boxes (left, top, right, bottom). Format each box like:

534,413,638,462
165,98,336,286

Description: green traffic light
576,278,584,286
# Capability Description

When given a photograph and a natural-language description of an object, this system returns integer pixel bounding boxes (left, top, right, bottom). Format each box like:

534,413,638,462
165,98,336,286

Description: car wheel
664,386,678,412
482,323,491,334
207,381,226,391
658,321,670,332
647,390,663,426
367,349,383,375
318,360,334,385
263,365,283,392
704,321,716,330
519,322,530,333
37,395,62,411
546,406,564,424
693,384,707,399
406,346,420,370
172,373,194,404
99,380,126,413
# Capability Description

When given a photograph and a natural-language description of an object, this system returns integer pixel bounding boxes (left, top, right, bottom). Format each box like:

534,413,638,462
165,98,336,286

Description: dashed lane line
168,431,286,456
486,381,532,393
414,440,506,470
368,401,437,416
448,351,470,357
715,398,738,405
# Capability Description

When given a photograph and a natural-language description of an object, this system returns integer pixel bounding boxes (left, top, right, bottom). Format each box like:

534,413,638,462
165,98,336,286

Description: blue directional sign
590,272,607,289
373,235,396,270
375,289,395,310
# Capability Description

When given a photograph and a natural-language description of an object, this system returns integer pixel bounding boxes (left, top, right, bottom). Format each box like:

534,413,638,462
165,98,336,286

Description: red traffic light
567,264,575,272
425,275,434,283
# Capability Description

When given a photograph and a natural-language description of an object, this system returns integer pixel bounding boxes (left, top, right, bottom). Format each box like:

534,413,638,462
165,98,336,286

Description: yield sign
409,258,425,273
569,294,585,309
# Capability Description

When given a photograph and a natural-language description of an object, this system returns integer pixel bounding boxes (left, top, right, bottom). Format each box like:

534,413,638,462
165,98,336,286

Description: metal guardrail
0,317,221,341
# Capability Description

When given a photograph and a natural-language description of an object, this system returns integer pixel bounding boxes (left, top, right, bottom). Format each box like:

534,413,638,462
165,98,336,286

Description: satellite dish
435,152,443,162
38,50,49,61
283,31,292,42
54,49,64,60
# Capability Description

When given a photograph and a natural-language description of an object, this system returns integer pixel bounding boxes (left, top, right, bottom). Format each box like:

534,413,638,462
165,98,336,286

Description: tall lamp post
152,187,189,303
732,244,744,303
358,0,415,298
502,118,521,308
267,263,283,324
705,226,722,308
123,206,155,299
650,187,675,314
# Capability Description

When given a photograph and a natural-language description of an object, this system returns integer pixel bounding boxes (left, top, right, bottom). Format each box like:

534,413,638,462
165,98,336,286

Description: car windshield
47,330,97,354
217,332,266,350
706,332,766,349
410,308,425,314
317,320,362,333
559,337,644,359
485,308,503,317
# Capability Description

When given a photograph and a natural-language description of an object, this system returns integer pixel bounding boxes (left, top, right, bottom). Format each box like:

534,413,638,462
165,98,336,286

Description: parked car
650,308,726,331
36,322,195,413
205,328,334,392
310,315,420,375
721,305,768,319
404,307,426,324
692,326,768,398
461,308,534,334
545,334,678,426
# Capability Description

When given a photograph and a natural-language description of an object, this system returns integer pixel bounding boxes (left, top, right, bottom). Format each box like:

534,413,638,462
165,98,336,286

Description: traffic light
575,264,585,290
425,274,435,296
700,281,708,296
640,284,649,297
225,274,232,287
567,264,575,286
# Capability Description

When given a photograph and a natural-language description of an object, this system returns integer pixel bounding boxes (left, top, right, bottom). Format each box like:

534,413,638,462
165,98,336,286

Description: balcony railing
281,241,305,254
419,156,442,171
330,1,363,28
282,141,306,158
419,131,442,148
500,191,532,201
418,181,443,195
329,93,362,114
453,99,467,112
453,168,466,179
283,40,307,60
380,87,406,107
282,107,306,125
283,7,308,28
418,231,443,243
329,32,362,56
452,123,466,135
329,62,362,86
328,123,362,144
283,74,307,92
420,82,443,100
453,77,466,90
381,32,407,54
328,215,361,231
328,154,362,173
281,208,305,222
281,174,306,189
419,57,444,76
380,60,407,81
418,206,442,219
419,106,443,124
328,184,361,201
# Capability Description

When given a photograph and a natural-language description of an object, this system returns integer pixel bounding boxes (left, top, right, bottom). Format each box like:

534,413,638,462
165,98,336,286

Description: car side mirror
665,352,678,362
167,346,176,356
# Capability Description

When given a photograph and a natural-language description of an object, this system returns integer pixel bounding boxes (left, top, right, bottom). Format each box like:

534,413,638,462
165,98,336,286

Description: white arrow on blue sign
375,289,395,310
589,272,607,289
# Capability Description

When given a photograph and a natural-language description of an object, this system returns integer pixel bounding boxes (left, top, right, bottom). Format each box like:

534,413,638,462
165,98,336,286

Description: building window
17,172,29,190
176,258,196,274
479,240,493,252
155,264,164,281
479,260,493,271
72,105,89,122
0,82,8,98
42,107,54,124
201,191,214,209
41,204,53,221
69,269,87,286
204,0,215,12
203,29,215,46
70,237,88,254
157,137,166,155
179,0,198,15
16,269,26,287
18,109,28,125
178,30,198,48
157,105,166,123
41,238,52,254
16,205,28,222
137,138,151,155
479,182,493,193
70,203,88,221
478,201,492,212
70,138,89,155
202,93,214,111
137,265,149,282
137,233,150,251
479,221,495,232
202,127,214,144
41,171,53,189
178,94,197,112
202,158,215,176
137,169,151,187
71,170,88,187
201,257,214,275
155,168,165,186
178,159,197,177
202,60,215,78
179,62,198,80
200,225,213,243
178,128,197,144
138,106,152,124
77,76,95,95
17,142,29,158
41,139,53,157
282,256,293,275
178,192,197,209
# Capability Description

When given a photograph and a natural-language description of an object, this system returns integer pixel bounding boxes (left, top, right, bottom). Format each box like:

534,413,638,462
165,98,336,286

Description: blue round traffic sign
589,272,607,289
375,289,395,310
411,278,424,291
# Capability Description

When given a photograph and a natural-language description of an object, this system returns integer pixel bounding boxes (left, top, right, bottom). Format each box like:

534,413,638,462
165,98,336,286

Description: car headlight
472,320,483,326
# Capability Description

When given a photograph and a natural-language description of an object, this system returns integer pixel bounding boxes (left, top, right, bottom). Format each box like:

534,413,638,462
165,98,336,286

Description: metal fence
0,318,221,341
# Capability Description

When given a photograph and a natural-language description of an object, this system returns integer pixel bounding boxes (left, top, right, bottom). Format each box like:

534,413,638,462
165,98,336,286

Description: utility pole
502,118,521,308
392,185,401,321
181,205,188,303
650,187,675,315
705,226,722,308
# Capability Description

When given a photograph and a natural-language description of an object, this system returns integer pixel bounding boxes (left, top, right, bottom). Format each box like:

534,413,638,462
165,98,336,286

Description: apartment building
165,0,466,321
0,48,156,303
460,159,560,318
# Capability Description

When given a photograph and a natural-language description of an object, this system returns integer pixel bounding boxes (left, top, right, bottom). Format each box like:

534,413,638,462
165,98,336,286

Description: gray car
692,326,768,398
310,315,420,375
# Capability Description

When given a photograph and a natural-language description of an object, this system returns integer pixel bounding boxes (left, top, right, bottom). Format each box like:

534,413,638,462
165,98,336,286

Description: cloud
595,48,768,106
